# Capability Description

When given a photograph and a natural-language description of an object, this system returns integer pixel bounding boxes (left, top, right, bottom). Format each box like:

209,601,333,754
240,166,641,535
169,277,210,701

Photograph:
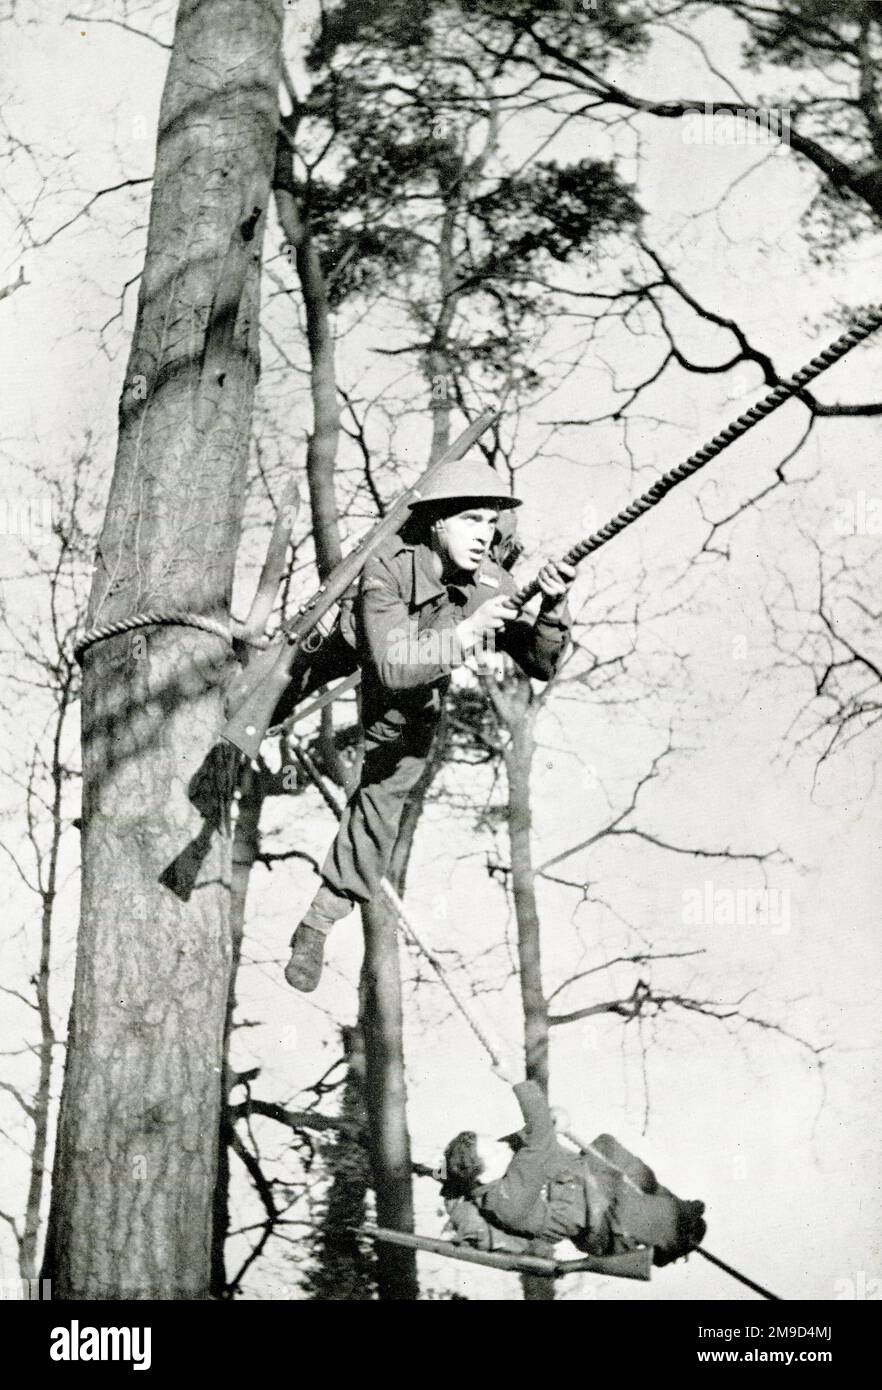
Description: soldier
438,1070,707,1266
284,456,576,992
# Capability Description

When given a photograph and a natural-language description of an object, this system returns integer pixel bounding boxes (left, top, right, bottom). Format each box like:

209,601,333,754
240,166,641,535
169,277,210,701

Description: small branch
241,476,300,642
229,1097,358,1138
33,178,153,248
547,951,705,1006
0,1080,35,1120
256,847,321,874
0,266,27,304
64,14,171,50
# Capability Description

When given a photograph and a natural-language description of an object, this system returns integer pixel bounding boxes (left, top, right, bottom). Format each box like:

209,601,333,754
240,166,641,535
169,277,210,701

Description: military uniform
446,1081,706,1265
320,537,570,905
286,453,574,991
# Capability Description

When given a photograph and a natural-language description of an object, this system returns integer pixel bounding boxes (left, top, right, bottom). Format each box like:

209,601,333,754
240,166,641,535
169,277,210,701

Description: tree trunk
20,673,71,1280
305,1025,376,1300
502,672,553,1301
359,898,419,1301
42,0,284,1299
426,195,457,463
21,891,54,1283
210,760,267,1297
356,731,444,1301
274,138,342,581
505,702,549,1091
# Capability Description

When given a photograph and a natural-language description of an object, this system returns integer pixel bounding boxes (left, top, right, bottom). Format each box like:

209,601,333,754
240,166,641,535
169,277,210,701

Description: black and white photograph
0,0,880,1351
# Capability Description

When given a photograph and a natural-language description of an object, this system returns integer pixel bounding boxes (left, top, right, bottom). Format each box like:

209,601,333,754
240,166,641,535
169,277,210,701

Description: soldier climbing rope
71,308,879,1302
230,302,882,743
74,305,882,675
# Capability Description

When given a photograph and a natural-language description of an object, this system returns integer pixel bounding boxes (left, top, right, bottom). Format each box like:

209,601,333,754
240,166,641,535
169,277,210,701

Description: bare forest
1,0,880,1308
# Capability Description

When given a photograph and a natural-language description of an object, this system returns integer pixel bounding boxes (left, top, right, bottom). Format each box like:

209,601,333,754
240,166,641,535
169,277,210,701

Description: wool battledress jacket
272,536,570,729
476,1082,600,1245
353,537,570,727
310,538,571,905
446,1082,690,1260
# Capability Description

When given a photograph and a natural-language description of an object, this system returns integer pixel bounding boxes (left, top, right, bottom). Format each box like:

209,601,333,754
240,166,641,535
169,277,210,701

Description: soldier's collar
411,543,477,606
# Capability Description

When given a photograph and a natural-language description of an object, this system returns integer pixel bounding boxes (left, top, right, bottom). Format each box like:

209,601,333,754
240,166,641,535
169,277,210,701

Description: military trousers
575,1135,685,1259
321,710,438,905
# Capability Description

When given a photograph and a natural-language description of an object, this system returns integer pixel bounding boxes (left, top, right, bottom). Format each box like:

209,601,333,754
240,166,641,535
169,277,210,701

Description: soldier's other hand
476,594,519,632
537,559,576,606
461,594,518,643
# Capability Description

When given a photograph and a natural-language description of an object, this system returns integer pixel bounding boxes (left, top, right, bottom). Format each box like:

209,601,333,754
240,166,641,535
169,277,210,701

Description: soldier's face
433,506,499,573
474,1135,512,1185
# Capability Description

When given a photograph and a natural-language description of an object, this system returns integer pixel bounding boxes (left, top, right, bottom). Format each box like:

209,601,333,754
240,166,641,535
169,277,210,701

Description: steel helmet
407,455,522,511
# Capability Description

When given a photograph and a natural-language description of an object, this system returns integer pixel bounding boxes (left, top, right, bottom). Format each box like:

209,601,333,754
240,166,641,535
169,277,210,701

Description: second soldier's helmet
408,455,522,511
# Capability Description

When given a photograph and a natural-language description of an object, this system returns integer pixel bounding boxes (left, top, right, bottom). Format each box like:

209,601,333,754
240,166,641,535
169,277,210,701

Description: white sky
1,2,880,1301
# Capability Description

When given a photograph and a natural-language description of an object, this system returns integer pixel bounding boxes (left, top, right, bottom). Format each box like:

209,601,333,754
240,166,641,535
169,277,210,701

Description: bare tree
42,0,286,1299
0,455,93,1281
765,536,882,772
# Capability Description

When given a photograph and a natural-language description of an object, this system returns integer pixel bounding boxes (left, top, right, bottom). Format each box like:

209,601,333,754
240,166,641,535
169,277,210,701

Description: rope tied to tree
73,611,270,665
73,611,235,665
73,307,882,669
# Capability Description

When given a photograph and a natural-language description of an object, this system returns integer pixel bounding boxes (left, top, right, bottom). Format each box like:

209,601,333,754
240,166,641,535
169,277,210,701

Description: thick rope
514,305,882,606
74,311,881,669
74,610,234,665
692,1245,781,1301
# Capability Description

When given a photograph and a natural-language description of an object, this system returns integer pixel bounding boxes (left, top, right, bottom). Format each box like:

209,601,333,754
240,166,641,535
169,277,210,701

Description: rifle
360,1226,652,1281
222,409,499,760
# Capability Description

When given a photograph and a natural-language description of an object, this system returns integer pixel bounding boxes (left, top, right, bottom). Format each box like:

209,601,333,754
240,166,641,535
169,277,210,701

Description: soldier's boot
686,1202,707,1251
284,882,354,992
654,1200,707,1267
285,924,329,993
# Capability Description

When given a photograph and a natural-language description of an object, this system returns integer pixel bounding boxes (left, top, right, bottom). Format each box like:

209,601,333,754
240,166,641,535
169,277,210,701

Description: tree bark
500,670,553,1301
210,760,267,1297
359,897,419,1301
19,665,72,1280
274,139,342,580
42,0,284,1299
426,196,458,462
305,1025,376,1300
503,686,548,1091
356,734,444,1301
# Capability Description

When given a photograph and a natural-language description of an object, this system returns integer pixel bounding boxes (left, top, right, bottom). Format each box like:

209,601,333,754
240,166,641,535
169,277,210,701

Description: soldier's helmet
407,455,522,511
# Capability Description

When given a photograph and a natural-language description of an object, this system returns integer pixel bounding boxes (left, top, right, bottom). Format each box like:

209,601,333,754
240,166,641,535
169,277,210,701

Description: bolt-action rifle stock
222,409,499,760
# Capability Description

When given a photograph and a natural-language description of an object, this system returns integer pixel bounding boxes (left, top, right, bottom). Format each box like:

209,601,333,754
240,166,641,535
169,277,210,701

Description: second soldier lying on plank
284,456,576,992
437,1065,707,1267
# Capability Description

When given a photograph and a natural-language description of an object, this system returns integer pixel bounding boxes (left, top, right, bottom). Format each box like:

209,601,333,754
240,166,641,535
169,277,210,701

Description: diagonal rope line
514,305,882,607
74,311,882,667
692,1244,781,1301
564,1129,781,1300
